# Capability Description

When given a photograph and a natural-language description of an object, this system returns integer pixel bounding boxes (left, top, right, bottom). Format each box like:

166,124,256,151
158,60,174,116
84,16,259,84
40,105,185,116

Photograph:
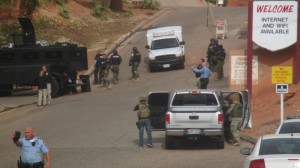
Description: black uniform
207,41,220,72
110,53,122,84
94,54,105,84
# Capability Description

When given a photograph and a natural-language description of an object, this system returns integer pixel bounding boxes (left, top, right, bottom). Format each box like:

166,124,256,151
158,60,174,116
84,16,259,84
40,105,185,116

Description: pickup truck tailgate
169,106,222,128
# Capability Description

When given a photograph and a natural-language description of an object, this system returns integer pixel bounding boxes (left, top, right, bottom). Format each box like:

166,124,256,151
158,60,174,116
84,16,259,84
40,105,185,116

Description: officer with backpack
109,49,122,84
129,47,141,82
133,96,154,148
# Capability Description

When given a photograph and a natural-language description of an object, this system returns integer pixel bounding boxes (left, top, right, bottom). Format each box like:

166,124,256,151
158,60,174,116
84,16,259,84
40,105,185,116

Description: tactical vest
231,102,243,118
131,52,141,63
138,104,150,118
111,54,121,65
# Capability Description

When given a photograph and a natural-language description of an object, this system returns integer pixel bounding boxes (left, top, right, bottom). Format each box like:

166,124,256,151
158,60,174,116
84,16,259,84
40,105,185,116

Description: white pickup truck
147,89,252,149
145,26,185,72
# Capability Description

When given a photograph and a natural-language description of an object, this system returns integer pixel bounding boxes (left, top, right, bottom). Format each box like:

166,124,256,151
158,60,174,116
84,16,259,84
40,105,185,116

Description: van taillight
249,159,265,168
165,114,170,124
218,114,223,124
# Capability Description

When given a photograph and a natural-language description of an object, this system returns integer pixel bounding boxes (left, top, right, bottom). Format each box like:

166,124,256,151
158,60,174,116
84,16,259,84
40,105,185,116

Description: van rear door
148,91,170,130
220,90,252,129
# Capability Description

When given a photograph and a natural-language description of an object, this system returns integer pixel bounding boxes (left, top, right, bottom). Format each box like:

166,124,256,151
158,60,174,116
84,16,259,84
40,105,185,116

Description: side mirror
180,41,185,45
240,147,251,155
145,45,150,49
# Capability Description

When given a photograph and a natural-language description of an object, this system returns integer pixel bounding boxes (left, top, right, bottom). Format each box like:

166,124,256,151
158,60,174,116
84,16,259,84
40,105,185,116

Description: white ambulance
145,26,185,72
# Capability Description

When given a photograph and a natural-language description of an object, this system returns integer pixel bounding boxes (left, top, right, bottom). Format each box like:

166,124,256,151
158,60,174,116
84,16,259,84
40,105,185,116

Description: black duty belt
18,161,44,168
139,117,150,120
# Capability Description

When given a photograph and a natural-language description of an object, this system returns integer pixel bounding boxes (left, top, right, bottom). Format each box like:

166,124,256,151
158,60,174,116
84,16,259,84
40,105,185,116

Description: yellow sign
272,66,293,84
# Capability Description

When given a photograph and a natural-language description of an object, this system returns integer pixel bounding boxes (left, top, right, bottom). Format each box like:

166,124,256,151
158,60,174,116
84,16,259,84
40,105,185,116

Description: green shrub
125,10,132,17
34,16,52,28
92,4,107,19
59,6,70,18
141,0,160,10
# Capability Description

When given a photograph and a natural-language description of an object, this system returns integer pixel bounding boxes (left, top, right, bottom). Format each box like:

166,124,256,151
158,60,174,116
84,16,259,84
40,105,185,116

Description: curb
84,8,169,76
0,102,36,113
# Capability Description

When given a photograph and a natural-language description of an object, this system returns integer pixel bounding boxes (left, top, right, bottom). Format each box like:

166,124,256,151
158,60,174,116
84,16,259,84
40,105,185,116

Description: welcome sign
253,1,298,51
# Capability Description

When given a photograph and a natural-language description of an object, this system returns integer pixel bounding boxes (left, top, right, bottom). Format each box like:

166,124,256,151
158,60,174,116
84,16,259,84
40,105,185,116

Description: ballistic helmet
113,49,118,54
133,47,138,51
139,96,146,102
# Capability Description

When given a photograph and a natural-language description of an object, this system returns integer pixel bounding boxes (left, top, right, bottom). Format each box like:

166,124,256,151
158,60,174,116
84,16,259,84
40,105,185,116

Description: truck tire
180,62,185,69
165,135,175,149
216,135,225,149
149,66,156,73
51,78,59,97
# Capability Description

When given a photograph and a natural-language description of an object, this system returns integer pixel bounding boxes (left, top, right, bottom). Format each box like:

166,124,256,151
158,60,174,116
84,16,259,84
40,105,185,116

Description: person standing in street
194,58,205,89
37,70,48,106
133,96,154,148
191,60,211,89
206,38,219,72
226,93,243,146
109,49,122,84
93,50,102,85
129,47,141,82
43,65,52,105
102,54,112,90
98,53,106,85
216,45,226,80
12,126,51,168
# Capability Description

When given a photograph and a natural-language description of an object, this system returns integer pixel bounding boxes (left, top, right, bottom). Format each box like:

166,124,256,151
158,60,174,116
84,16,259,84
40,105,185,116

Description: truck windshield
151,38,179,50
172,93,218,106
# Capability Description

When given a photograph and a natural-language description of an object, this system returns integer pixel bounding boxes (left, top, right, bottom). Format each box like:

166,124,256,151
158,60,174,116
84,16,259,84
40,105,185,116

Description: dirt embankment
0,0,157,50
242,84,300,141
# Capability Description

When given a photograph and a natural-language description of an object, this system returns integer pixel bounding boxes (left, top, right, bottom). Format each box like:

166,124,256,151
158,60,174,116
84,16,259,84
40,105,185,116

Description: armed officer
93,50,102,85
206,38,220,72
102,54,112,90
226,93,243,146
12,126,51,168
215,45,226,80
129,47,141,82
109,49,122,84
98,53,106,85
133,96,154,148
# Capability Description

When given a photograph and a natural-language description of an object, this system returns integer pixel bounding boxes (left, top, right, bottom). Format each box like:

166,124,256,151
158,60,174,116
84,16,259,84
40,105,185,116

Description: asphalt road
0,2,251,168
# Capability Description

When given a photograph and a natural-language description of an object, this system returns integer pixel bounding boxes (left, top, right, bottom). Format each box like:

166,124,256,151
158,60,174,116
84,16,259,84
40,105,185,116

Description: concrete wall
229,44,296,98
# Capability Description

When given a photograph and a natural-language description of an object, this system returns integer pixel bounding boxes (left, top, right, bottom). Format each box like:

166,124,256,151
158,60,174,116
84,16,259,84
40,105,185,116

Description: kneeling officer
12,126,51,168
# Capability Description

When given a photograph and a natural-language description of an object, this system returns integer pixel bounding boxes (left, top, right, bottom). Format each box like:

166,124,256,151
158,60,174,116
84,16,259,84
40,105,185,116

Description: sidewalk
0,90,37,112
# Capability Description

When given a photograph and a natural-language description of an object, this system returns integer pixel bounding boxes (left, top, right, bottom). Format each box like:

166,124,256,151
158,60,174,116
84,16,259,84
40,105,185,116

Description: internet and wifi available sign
253,1,298,51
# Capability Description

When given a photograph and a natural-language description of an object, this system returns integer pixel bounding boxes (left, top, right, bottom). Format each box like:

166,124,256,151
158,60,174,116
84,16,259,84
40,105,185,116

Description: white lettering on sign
231,56,258,85
253,1,298,51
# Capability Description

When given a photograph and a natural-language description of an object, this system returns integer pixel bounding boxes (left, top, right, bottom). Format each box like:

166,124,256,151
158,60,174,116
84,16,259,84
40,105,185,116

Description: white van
145,26,185,72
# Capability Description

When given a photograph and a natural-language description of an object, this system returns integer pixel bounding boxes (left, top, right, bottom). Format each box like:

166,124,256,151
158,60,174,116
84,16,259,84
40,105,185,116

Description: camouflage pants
103,71,110,87
111,65,120,83
131,62,139,79
230,118,242,143
216,61,224,79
